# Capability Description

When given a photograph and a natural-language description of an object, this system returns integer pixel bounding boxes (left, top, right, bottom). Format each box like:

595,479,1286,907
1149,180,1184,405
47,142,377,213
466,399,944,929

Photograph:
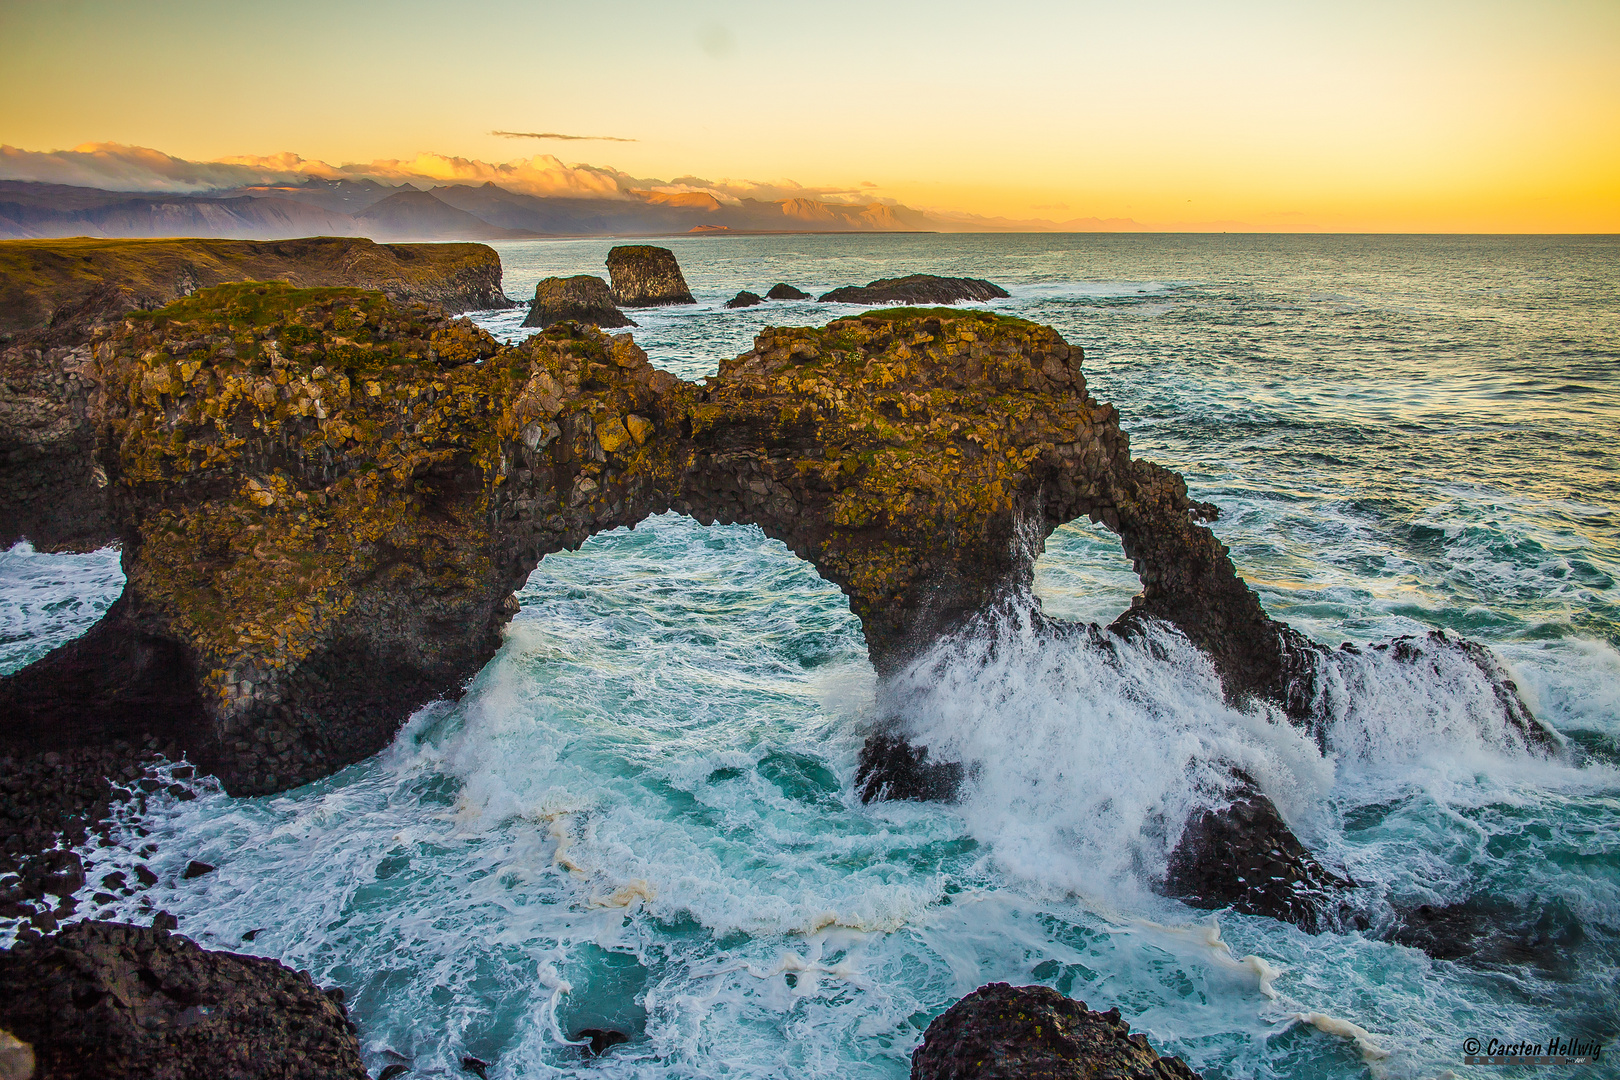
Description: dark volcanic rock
0,291,1550,799
818,274,1010,306
0,920,366,1079
521,275,635,330
605,245,695,307
766,283,811,300
856,734,963,802
0,742,170,937
913,983,1200,1080
725,290,763,309
1162,777,1355,933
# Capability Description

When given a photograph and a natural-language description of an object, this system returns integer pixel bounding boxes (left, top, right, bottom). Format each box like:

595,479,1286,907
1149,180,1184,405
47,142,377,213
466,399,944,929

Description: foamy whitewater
4,235,1617,1078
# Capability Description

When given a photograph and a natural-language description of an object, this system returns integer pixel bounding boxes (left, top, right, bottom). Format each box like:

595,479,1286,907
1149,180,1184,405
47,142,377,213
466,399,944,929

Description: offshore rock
605,245,695,307
0,291,1548,800
819,274,1010,306
0,921,366,1079
913,983,1200,1080
766,283,811,301
725,290,764,309
1,237,513,551
522,275,635,330
1162,776,1356,933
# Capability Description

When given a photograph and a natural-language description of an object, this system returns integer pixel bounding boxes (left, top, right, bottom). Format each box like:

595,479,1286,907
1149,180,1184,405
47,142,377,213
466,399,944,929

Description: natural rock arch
0,284,1543,804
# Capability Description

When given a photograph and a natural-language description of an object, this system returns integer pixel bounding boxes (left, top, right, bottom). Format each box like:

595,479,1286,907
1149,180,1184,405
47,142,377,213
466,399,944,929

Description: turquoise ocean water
2,234,1617,1078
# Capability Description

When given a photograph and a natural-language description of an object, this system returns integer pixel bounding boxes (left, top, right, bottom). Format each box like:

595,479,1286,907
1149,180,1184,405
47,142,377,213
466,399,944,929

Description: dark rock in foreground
766,283,811,300
522,275,635,330
0,921,366,1079
1162,777,1355,933
605,245,695,307
913,983,1200,1080
0,743,179,938
819,274,1009,305
725,290,763,309
856,733,963,802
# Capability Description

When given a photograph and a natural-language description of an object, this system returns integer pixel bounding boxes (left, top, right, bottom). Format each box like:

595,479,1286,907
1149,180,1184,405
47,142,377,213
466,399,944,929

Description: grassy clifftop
0,236,510,334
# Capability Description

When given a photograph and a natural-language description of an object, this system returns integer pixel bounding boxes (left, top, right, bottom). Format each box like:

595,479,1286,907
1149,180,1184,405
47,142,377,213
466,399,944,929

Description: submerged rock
818,274,1009,305
725,290,764,309
1388,896,1585,977
522,275,635,330
576,1028,630,1056
605,245,696,307
1161,776,1355,933
766,283,811,300
0,921,366,1079
912,983,1200,1080
856,733,963,802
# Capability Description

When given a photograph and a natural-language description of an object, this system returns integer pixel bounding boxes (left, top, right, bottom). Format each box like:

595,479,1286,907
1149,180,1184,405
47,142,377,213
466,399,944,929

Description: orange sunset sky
2,0,1617,231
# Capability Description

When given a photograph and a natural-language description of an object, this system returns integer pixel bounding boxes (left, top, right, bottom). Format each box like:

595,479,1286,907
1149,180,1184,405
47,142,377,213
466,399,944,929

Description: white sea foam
0,541,123,674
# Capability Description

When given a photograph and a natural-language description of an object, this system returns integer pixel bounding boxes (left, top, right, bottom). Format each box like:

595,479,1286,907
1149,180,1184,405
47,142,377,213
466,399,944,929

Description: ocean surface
4,233,1618,1078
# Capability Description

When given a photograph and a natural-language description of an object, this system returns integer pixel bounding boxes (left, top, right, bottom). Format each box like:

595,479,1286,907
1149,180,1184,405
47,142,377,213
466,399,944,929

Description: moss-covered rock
0,286,1550,799
0,238,514,553
912,983,1200,1080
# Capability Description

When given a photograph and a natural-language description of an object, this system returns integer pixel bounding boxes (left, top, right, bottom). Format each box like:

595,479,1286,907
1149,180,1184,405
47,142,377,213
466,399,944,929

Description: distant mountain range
0,176,969,241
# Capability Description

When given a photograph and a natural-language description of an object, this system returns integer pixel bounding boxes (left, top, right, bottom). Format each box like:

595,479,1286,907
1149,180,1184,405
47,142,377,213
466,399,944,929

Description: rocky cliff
1,292,1548,786
605,245,695,307
0,236,512,335
0,238,513,552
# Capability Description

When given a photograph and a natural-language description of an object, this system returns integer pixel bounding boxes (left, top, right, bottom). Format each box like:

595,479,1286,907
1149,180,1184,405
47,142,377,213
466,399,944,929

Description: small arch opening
1032,518,1141,627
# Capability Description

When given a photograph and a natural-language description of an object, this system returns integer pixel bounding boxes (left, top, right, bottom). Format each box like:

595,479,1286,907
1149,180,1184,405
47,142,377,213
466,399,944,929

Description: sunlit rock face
0,287,1546,797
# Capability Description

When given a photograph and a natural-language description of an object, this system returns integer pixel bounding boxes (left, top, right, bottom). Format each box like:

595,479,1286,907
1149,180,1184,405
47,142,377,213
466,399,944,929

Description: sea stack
818,274,1009,305
606,245,696,306
766,283,811,300
522,275,635,329
725,290,763,309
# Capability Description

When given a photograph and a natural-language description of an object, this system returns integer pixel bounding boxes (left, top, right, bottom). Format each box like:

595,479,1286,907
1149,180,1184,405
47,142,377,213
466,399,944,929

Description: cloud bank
0,143,642,200
0,143,912,211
